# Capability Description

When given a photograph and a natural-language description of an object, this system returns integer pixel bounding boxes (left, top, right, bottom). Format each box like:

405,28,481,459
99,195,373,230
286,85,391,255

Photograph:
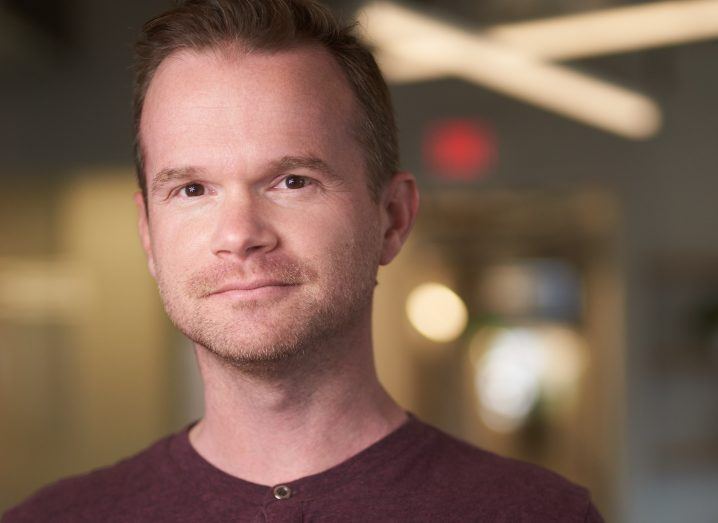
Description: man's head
133,0,398,206
133,0,418,370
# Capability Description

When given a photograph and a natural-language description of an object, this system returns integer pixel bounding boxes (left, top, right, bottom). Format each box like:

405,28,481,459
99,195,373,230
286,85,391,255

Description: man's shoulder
399,419,601,521
421,421,582,489
2,433,179,523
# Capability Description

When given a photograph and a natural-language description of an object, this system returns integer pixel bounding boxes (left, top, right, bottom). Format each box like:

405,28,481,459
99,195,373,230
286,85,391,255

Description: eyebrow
151,166,204,195
269,155,340,181
150,155,340,195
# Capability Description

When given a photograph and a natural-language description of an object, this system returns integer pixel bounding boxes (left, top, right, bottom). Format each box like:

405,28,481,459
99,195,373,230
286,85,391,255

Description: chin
184,316,319,363
207,340,308,367
161,272,375,371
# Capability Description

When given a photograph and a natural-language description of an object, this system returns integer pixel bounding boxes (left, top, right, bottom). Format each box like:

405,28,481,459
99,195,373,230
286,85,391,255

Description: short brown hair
133,0,398,204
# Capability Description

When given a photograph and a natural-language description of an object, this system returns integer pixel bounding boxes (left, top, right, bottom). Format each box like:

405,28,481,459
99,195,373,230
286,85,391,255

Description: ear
379,171,420,265
134,192,157,279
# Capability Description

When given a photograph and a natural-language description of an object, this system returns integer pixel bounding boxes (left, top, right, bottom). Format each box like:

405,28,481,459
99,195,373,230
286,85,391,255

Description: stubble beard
155,233,381,374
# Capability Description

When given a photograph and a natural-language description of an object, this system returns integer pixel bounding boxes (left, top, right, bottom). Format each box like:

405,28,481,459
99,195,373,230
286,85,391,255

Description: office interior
1,1,718,521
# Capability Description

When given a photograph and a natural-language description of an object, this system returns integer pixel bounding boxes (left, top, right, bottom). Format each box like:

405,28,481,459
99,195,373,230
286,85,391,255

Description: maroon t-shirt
3,414,603,522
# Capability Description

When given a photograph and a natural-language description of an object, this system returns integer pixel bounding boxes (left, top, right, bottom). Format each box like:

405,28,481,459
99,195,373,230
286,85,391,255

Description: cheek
149,215,206,268
306,206,381,266
299,204,358,246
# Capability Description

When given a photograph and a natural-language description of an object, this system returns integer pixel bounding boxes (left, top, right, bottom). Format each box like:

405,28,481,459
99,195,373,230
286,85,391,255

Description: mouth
207,280,299,299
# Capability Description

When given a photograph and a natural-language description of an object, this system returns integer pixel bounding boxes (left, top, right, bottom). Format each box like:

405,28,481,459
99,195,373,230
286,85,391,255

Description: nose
210,192,279,260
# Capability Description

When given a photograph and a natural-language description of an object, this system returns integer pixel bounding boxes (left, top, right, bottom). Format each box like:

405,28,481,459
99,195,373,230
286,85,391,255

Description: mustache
185,257,313,298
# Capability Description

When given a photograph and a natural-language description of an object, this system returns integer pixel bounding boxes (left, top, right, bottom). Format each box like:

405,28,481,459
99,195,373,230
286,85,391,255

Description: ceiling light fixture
359,1,662,139
487,0,718,61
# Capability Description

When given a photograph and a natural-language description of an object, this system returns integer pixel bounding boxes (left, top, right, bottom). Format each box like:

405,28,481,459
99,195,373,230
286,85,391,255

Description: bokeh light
471,325,586,433
406,282,468,342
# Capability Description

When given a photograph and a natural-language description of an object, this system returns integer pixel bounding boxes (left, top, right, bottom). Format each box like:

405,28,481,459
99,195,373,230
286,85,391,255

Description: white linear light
368,1,718,70
372,49,443,83
487,0,718,61
359,2,661,139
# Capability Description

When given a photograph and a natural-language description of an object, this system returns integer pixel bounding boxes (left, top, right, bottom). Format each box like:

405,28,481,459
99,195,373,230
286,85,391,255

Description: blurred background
1,0,718,521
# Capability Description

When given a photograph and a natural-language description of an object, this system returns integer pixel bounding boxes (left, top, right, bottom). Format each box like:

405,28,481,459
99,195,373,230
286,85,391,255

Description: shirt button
273,485,292,500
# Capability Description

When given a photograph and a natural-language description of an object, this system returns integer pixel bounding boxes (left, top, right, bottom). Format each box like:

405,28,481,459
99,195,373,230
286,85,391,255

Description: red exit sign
424,119,497,181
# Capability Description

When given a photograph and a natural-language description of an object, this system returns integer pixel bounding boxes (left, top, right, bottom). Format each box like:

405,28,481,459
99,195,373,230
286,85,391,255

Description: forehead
144,43,357,116
140,44,361,176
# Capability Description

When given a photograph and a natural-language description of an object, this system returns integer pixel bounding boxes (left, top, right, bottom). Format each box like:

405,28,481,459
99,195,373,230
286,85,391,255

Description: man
4,1,602,521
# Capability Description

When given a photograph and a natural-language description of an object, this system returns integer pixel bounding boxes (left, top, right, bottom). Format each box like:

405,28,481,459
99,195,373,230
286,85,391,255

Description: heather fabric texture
3,414,603,522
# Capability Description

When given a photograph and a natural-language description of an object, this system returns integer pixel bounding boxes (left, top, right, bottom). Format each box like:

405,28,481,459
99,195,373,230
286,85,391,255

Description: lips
187,260,311,299
208,280,297,296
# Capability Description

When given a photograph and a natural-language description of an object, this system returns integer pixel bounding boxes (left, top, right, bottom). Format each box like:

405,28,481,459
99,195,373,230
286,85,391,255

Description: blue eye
284,175,307,189
182,183,205,197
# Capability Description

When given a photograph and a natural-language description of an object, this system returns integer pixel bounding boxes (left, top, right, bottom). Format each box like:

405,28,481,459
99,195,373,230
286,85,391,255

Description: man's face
137,45,387,365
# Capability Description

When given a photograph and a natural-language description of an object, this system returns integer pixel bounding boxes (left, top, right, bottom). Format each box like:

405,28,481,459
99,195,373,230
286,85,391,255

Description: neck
187,314,406,486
